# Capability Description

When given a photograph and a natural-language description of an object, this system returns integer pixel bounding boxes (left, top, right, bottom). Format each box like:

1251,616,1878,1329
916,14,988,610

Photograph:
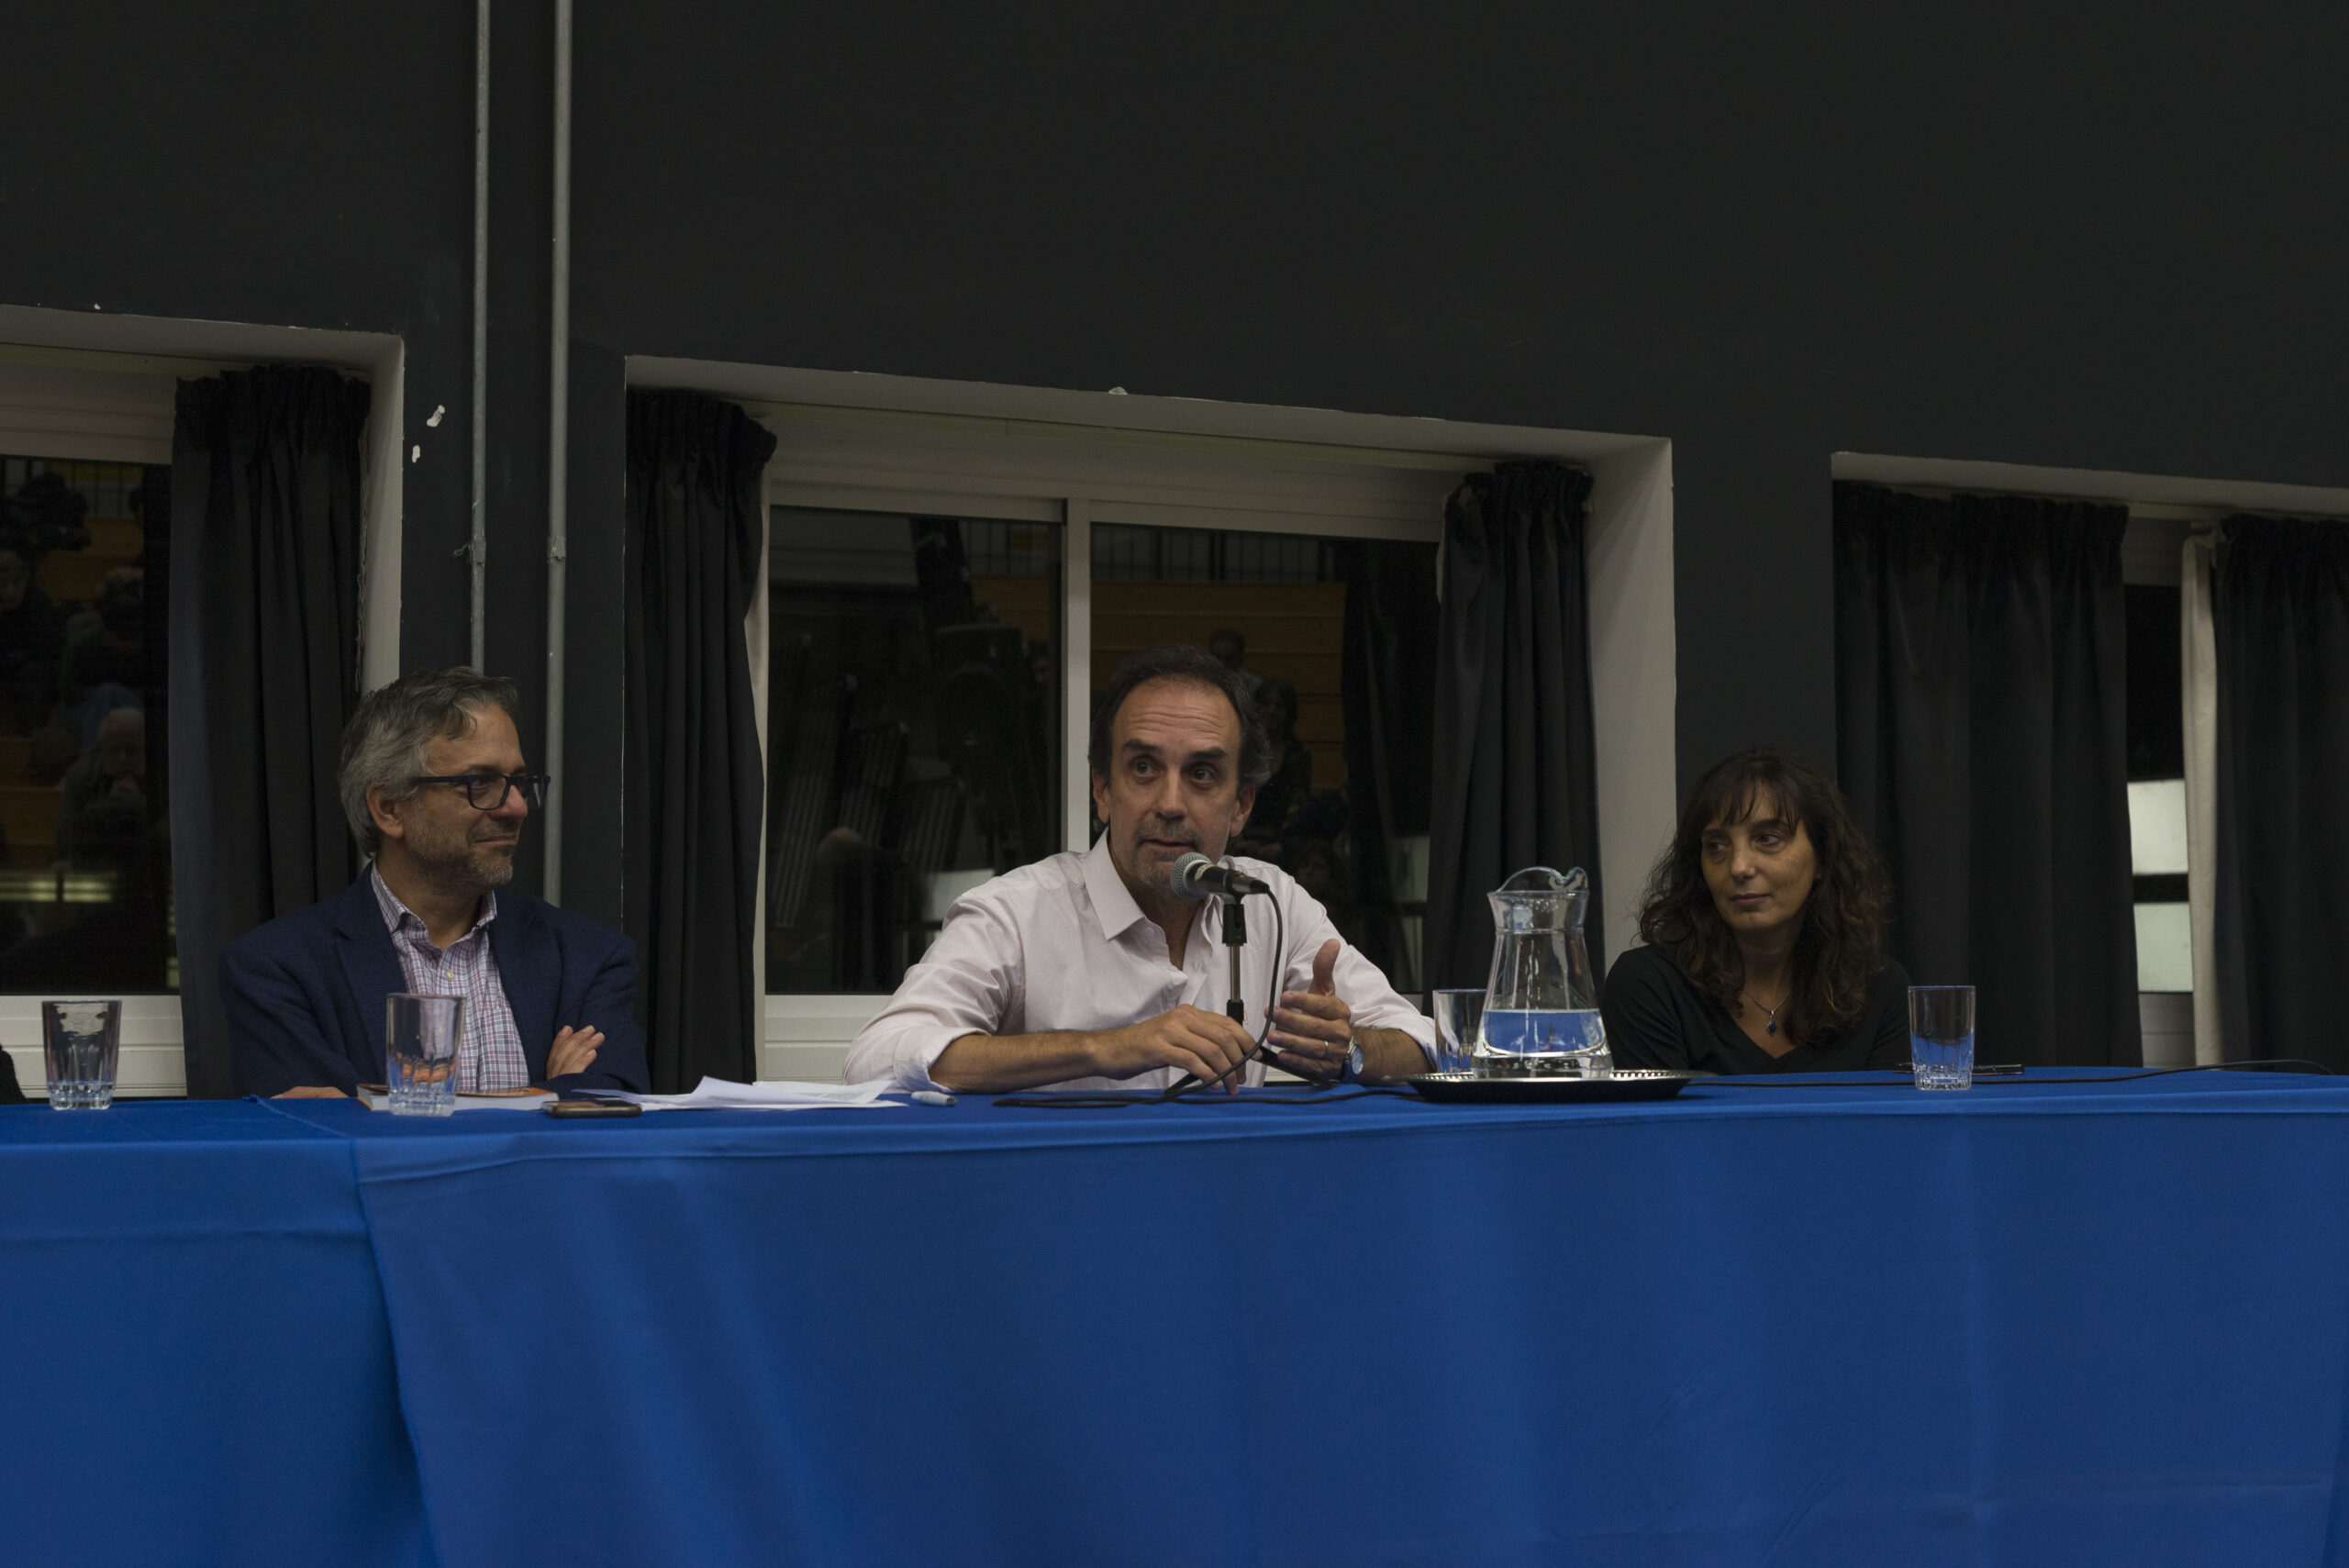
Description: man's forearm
930,1031,1104,1094
1361,1027,1430,1083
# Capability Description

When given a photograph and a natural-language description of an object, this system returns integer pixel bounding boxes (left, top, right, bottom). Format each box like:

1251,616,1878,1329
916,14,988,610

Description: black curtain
1424,460,1603,994
1334,539,1439,992
2211,516,2349,1067
623,390,774,1093
1833,483,2137,1067
170,367,369,1097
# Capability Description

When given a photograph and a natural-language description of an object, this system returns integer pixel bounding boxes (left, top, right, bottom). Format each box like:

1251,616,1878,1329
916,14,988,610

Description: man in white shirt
846,644,1435,1094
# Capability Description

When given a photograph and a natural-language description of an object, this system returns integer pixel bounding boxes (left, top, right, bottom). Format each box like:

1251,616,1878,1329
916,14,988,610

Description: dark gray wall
7,0,2345,918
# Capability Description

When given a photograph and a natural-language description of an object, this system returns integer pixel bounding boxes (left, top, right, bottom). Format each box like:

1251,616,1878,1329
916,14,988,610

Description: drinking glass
1431,989,1485,1074
1909,986,1976,1091
386,994,464,1116
43,999,121,1109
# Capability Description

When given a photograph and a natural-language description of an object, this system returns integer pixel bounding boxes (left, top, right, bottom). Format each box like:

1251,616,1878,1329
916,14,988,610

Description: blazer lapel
330,876,407,1074
488,895,556,1078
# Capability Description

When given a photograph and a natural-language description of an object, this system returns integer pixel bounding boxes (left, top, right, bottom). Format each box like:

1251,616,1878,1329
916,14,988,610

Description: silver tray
1404,1070,1704,1104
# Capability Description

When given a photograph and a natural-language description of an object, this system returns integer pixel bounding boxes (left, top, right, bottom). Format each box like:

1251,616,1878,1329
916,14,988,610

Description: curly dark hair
1633,749,1891,1043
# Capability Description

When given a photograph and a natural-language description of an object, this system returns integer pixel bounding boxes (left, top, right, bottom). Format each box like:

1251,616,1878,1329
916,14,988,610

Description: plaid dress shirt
368,864,530,1093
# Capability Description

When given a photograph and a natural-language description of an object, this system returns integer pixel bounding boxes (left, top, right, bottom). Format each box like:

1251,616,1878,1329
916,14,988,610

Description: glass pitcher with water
1475,866,1610,1076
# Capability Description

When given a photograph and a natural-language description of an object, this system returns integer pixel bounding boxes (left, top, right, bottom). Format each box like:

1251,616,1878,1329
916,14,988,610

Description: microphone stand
1220,892,1247,1033
1163,890,1257,1100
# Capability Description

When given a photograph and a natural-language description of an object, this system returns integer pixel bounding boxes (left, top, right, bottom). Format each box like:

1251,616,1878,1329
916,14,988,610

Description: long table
7,1073,2349,1566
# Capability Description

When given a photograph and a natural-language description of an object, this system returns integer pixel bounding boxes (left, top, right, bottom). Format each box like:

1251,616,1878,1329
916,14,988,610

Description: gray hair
340,666,520,854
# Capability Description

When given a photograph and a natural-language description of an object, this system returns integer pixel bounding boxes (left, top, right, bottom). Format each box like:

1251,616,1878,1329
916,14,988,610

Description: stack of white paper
584,1078,896,1112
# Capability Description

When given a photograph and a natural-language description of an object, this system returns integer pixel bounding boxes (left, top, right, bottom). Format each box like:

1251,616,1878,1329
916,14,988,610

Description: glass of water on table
386,994,464,1115
1909,986,1976,1091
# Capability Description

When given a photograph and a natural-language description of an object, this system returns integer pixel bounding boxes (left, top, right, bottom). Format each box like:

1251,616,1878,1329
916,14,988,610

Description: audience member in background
220,665,648,1098
56,705,144,849
1232,675,1312,862
61,567,143,717
1602,749,1909,1074
0,545,65,733
5,472,92,558
848,643,1433,1094
1206,627,1263,696
0,1041,20,1104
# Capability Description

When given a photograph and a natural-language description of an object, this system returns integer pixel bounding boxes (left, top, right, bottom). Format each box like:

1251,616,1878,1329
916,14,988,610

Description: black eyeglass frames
407,773,551,810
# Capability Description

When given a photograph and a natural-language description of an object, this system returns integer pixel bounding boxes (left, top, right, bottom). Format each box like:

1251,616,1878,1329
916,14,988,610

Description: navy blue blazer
220,874,651,1098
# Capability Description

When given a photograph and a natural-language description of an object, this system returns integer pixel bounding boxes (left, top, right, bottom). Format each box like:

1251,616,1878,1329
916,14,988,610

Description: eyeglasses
407,773,551,810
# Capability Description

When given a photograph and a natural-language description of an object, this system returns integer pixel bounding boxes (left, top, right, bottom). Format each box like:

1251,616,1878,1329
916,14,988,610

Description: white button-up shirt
845,835,1436,1092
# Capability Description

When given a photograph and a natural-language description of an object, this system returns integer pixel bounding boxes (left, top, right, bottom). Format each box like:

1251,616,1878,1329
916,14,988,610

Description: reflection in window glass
0,457,173,991
2124,583,2188,993
764,509,1060,994
1092,523,1437,995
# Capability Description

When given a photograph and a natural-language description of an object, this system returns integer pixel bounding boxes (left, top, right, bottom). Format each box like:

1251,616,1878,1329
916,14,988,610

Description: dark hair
1633,749,1891,1043
1256,674,1298,728
1088,644,1273,791
340,666,520,854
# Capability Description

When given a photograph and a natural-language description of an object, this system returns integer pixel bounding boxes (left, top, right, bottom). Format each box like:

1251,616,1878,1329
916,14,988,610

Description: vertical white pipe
469,0,490,671
1062,498,1093,852
542,0,573,904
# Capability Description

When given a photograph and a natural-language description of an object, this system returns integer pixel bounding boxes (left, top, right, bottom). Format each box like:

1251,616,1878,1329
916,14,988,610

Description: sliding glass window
764,508,1061,995
1091,522,1437,995
0,455,172,992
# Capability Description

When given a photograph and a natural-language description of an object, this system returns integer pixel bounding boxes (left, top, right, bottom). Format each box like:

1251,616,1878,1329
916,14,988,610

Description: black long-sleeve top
1601,942,1911,1074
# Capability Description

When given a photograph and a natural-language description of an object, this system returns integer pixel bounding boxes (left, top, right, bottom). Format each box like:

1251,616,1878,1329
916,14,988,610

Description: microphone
1170,851,1269,901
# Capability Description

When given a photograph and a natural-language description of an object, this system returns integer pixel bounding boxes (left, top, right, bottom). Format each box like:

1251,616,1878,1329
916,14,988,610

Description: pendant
1765,1019,1776,1035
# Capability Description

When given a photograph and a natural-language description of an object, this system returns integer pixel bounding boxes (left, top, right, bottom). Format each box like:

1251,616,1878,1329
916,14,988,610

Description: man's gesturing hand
546,1025,605,1079
1091,1005,1258,1092
1269,938,1353,1079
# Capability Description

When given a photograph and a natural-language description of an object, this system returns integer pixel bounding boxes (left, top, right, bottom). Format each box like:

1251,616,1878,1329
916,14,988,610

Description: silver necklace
1741,988,1786,1036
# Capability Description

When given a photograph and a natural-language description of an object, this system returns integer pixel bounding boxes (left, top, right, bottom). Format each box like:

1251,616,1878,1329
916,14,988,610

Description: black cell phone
543,1097,642,1118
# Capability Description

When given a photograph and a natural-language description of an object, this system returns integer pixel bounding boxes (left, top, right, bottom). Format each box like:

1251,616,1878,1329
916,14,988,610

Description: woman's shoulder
1604,941,1694,995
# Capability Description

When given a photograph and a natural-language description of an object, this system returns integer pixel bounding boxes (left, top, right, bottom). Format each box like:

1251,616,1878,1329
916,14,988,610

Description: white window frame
0,305,405,1097
631,360,1677,1084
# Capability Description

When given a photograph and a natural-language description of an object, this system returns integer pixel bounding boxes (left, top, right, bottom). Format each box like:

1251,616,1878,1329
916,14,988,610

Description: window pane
764,509,1061,994
0,456,173,991
1091,522,1437,995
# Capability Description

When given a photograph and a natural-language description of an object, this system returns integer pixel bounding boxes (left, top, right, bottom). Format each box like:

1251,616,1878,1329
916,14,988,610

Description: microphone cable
1158,890,1285,1100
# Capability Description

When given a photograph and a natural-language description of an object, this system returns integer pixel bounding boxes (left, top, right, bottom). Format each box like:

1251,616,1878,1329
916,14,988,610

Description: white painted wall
1584,440,1675,971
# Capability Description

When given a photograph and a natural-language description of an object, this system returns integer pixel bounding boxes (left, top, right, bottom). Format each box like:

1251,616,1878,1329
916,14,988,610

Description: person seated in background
0,543,65,734
1230,675,1311,863
1603,749,1909,1074
847,643,1434,1093
55,704,143,845
220,666,649,1099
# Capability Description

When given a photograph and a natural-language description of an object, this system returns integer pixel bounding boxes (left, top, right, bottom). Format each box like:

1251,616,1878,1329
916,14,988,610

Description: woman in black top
1603,749,1909,1074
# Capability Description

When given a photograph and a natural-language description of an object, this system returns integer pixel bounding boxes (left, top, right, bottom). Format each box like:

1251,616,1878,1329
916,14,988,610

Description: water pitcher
1476,865,1610,1076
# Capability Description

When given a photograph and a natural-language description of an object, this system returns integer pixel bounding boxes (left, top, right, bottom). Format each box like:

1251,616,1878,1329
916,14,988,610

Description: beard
409,820,519,895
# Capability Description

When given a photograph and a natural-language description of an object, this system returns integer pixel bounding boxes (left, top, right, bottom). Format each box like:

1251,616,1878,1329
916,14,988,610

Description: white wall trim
1831,450,2349,519
5,996,189,1100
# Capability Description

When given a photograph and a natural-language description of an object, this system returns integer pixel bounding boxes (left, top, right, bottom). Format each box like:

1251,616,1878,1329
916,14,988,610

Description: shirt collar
1082,831,1151,943
1080,831,1224,950
368,862,496,942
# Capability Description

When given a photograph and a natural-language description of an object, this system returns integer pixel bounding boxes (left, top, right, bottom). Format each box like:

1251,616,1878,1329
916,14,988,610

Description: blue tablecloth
10,1073,2349,1565
0,1101,429,1568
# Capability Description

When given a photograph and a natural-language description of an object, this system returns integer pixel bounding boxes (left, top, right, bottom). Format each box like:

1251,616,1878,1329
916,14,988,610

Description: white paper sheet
357,1088,558,1112
581,1078,896,1112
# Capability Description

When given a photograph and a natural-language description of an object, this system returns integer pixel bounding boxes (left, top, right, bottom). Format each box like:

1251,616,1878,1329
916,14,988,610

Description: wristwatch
1336,1029,1366,1084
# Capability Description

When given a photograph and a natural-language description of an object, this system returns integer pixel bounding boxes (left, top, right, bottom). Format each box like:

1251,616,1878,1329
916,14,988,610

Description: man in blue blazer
222,666,649,1099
